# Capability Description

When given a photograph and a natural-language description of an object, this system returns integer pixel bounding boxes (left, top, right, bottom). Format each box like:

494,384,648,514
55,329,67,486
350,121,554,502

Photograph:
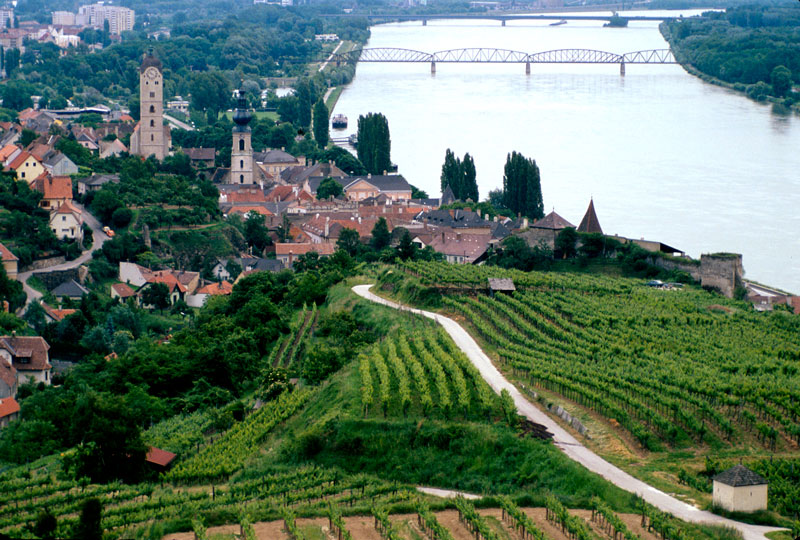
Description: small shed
488,278,516,296
712,464,768,513
145,446,177,472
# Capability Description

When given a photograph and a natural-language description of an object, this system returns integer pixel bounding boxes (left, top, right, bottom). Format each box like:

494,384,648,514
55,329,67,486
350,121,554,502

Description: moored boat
331,113,348,128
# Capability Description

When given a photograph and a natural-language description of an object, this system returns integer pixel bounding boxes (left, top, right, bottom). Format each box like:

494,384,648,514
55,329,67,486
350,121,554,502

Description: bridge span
321,11,679,25
332,47,677,75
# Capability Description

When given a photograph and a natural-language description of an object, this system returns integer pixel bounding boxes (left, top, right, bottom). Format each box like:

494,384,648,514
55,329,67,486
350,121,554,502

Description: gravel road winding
352,284,784,540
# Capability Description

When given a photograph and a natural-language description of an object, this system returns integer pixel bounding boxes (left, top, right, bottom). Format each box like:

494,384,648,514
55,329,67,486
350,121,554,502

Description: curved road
17,203,110,313
352,284,784,540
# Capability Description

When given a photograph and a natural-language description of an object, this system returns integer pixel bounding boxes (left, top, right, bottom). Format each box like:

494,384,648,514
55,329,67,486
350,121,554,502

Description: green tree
19,128,37,147
771,65,792,97
141,282,171,312
75,498,102,540
190,71,232,118
502,151,543,220
440,148,461,197
555,227,578,259
33,507,57,539
356,113,391,175
336,227,361,257
396,228,416,261
317,177,343,199
243,211,271,253
321,146,367,176
370,217,391,251
462,152,478,202
313,98,329,148
90,190,123,225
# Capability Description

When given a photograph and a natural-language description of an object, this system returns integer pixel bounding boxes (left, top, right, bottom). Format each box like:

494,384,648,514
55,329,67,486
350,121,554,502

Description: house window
239,139,245,151
20,172,24,178
62,216,66,221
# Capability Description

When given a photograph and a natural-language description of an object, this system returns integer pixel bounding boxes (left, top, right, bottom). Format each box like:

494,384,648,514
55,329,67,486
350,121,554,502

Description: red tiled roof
196,281,233,295
145,446,176,467
0,242,18,262
41,302,76,322
0,336,51,372
111,283,136,298
229,205,275,217
0,144,19,162
275,243,336,256
0,397,20,419
148,273,186,294
227,190,267,204
53,200,82,217
33,175,72,201
7,151,35,170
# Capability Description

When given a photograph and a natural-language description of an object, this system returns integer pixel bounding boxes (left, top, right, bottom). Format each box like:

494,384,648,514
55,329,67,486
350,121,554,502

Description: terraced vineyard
400,262,800,452
268,303,318,373
359,326,499,420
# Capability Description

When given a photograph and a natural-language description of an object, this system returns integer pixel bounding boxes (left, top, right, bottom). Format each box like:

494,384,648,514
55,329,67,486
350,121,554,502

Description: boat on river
550,19,567,26
331,114,348,128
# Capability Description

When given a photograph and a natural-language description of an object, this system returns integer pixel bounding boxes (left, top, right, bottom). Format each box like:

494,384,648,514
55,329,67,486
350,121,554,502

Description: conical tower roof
577,199,603,234
441,185,456,206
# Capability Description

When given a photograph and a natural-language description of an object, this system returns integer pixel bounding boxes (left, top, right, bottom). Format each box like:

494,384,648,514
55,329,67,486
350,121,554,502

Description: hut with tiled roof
712,464,768,513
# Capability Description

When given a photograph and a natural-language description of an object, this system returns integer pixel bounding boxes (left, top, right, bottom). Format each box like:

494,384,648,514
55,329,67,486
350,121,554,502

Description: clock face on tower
144,67,160,81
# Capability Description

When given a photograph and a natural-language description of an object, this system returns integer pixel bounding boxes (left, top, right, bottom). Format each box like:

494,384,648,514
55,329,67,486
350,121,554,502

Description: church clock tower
230,90,254,185
137,50,167,160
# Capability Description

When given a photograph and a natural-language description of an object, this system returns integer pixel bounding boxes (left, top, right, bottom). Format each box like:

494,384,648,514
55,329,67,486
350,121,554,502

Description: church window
150,120,155,127
149,105,155,113
240,175,244,184
150,92,155,98
240,160,243,168
239,139,245,151
151,135,154,142
155,81,159,85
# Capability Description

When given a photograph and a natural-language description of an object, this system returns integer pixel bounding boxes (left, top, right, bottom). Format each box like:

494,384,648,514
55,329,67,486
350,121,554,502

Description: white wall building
712,465,769,513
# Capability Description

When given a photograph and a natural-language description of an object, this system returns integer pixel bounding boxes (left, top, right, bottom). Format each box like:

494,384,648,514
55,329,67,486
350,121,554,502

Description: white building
167,96,189,114
712,465,769,513
0,8,14,29
52,11,76,26
78,3,135,34
49,201,84,242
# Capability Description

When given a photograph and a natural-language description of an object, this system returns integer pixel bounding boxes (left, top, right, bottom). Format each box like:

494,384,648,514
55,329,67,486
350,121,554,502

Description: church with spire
130,49,171,160
211,89,273,185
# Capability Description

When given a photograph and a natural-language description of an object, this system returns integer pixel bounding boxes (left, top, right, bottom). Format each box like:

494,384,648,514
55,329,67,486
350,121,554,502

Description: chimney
358,216,362,224
367,173,371,179
325,216,330,237
494,216,498,222
523,217,529,228
383,170,387,175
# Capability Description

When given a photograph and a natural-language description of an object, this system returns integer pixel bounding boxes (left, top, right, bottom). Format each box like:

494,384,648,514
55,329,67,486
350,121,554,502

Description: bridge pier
422,18,427,26
431,61,436,74
501,19,506,26
525,62,530,75
620,61,625,76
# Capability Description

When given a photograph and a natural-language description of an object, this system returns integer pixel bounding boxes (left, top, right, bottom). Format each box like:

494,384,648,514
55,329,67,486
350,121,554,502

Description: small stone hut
712,464,768,513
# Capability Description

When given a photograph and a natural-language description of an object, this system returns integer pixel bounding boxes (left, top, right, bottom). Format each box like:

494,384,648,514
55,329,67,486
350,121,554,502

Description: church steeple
577,198,603,234
133,47,169,160
230,89,254,185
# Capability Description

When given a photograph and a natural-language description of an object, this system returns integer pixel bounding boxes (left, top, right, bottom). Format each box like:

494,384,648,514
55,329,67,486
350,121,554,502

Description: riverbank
659,19,799,114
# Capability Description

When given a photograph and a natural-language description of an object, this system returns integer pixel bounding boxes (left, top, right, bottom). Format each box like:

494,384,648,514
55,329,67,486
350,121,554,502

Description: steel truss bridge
331,47,677,74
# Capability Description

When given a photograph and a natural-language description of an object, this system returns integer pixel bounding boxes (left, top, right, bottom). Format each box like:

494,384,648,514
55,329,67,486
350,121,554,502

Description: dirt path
352,284,785,540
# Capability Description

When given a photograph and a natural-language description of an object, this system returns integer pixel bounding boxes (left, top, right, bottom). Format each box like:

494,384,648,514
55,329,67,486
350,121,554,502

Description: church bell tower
230,89,254,185
137,49,167,160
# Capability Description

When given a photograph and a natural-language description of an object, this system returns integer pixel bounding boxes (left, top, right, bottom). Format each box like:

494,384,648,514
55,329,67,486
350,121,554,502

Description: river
332,11,800,293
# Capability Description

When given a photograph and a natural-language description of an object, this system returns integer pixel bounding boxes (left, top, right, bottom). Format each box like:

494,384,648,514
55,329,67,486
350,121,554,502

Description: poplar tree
440,149,479,202
312,99,329,147
462,153,478,202
502,151,543,220
357,113,392,175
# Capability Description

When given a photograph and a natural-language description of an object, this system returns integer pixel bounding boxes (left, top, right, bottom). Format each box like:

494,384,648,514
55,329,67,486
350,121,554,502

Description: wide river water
333,11,800,293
